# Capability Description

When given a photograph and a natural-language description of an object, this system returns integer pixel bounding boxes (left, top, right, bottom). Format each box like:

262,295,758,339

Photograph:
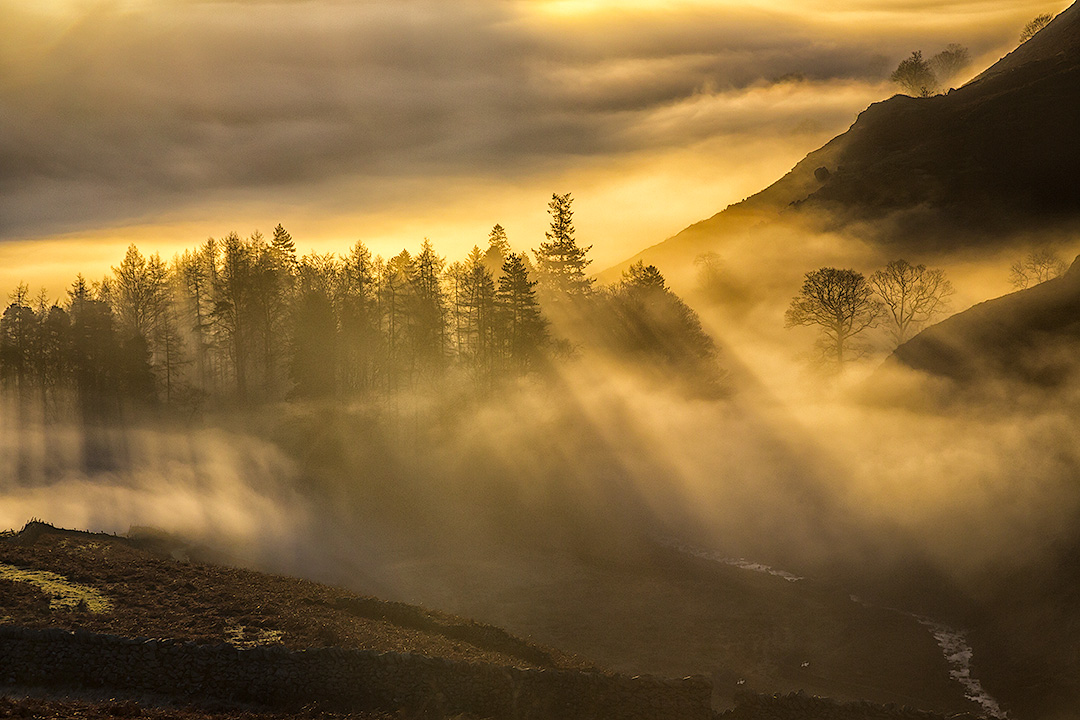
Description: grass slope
0,522,589,672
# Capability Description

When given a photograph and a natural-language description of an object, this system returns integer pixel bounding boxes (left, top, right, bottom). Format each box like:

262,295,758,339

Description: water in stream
661,538,1008,718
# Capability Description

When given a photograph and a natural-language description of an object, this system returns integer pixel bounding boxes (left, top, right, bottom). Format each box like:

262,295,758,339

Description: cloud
0,0,1062,241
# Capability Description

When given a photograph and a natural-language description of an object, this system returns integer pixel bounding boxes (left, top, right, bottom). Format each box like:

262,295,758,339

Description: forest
0,194,716,419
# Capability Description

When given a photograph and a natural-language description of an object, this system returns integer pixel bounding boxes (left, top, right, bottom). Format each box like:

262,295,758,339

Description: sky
0,0,1067,297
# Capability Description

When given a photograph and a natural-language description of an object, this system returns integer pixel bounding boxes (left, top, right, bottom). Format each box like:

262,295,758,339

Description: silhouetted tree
786,268,880,365
0,284,36,394
112,245,167,340
447,260,469,357
622,261,666,292
67,276,120,414
891,51,938,97
110,246,179,402
534,193,593,300
1020,13,1053,43
340,240,382,394
213,232,267,399
118,329,155,404
484,224,511,277
154,297,187,405
604,261,716,369
1010,246,1067,289
37,304,71,402
928,44,971,87
870,260,953,345
175,245,214,391
456,246,498,380
271,223,298,274
251,230,294,395
290,254,340,399
408,239,448,380
381,250,413,391
496,253,547,373
695,253,725,301
694,252,750,309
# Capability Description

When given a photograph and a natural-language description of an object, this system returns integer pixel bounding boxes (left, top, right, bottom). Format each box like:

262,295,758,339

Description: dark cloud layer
0,0,1059,238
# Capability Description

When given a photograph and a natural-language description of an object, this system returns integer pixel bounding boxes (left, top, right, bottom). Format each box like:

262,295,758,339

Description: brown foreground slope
0,521,588,671
0,522,985,720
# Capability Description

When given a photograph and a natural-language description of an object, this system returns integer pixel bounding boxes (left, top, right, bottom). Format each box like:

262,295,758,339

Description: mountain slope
0,521,991,717
0,521,588,670
887,256,1080,386
608,3,1080,280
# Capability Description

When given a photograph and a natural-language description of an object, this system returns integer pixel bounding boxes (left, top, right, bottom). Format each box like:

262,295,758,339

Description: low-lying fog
4,226,1080,717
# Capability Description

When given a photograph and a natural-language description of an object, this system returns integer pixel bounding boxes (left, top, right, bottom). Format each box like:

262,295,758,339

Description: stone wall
721,691,979,720
0,626,712,720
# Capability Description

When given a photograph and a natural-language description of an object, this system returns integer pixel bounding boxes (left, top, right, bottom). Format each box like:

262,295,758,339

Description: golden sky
0,0,1067,296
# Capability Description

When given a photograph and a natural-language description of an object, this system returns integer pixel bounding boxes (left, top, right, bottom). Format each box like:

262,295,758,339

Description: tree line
0,193,718,417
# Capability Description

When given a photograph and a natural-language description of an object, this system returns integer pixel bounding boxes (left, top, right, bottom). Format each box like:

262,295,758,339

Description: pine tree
381,250,413,391
289,254,341,399
67,276,121,415
251,231,293,395
38,304,71,403
176,247,211,391
213,232,257,398
496,253,547,372
112,245,167,339
484,224,511,277
409,239,447,379
154,299,188,405
271,224,298,273
460,246,497,378
534,193,593,300
0,284,36,394
340,240,382,394
608,261,716,366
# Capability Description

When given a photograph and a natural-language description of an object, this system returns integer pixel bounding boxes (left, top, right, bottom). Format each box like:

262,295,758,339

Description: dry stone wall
0,626,712,720
721,691,980,720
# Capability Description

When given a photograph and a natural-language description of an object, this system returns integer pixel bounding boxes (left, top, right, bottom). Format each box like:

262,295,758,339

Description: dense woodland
0,194,716,418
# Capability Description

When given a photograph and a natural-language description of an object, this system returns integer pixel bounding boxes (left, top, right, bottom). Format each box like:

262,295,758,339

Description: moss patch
0,562,112,614
224,623,285,648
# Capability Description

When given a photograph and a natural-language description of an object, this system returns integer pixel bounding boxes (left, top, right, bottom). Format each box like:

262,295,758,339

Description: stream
912,615,1007,719
660,538,1008,719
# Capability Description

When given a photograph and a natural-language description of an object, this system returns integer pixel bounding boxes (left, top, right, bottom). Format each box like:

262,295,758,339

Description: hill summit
612,3,1080,278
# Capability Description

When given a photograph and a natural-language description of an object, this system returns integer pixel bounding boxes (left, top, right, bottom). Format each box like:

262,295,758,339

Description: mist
5,233,1080,716
1,0,1060,274
4,1,1080,717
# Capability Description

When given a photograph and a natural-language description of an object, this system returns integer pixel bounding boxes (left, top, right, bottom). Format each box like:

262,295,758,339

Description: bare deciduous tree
786,268,880,365
928,44,971,87
1010,247,1067,289
1020,13,1054,43
869,259,953,346
891,51,938,97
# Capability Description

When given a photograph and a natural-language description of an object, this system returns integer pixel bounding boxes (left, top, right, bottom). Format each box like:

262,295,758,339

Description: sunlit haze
0,0,1062,294
3,1,1080,718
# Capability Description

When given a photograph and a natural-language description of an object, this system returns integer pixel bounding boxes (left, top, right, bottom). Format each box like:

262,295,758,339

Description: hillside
886,255,1080,387
0,522,984,720
0,524,993,720
606,3,1080,281
0,521,588,671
